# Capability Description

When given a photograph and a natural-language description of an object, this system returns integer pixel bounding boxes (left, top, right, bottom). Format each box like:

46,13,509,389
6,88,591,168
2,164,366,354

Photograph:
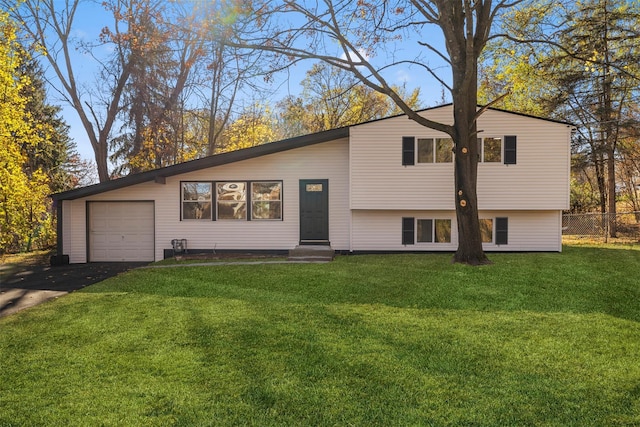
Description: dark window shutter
402,137,415,166
504,136,517,164
496,217,508,245
402,217,415,245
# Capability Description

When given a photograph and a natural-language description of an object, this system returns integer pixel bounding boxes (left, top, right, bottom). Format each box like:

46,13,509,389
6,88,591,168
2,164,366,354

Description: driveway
0,261,145,318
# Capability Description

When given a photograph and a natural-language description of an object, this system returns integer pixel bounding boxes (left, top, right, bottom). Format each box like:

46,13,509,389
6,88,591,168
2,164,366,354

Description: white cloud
340,48,370,63
395,69,411,84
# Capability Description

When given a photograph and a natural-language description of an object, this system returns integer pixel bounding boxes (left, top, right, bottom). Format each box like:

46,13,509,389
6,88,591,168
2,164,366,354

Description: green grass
1,245,639,426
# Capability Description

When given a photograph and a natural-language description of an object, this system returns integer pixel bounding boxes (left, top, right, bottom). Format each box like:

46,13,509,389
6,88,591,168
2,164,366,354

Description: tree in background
481,0,640,232
278,63,421,138
108,0,206,175
0,11,74,253
226,0,523,265
6,0,130,182
222,103,278,152
17,51,79,193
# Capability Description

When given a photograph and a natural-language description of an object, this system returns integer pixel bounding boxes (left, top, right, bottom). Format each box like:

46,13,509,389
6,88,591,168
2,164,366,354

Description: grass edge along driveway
0,245,639,426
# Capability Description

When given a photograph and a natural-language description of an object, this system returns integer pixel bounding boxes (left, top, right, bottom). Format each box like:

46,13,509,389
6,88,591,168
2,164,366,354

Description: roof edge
52,126,349,201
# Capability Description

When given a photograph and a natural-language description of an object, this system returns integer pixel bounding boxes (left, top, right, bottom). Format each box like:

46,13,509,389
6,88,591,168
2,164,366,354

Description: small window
217,182,247,220
434,219,452,243
436,138,454,163
251,181,282,220
182,182,212,220
417,138,434,163
415,219,451,243
480,219,493,243
481,138,502,163
417,219,433,242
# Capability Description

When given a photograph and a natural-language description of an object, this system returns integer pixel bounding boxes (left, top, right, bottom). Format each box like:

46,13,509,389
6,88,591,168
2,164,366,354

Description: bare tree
226,1,522,264
108,0,206,174
7,0,135,182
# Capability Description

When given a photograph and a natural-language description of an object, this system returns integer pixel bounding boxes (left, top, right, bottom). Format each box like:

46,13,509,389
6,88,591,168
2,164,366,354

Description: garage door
88,201,155,262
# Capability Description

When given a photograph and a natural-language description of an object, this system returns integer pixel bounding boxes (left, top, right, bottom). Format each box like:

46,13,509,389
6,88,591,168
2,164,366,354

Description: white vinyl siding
62,139,349,262
350,105,571,211
351,210,562,252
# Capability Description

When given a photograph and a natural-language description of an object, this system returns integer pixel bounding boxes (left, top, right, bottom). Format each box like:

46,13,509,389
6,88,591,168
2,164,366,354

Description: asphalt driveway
0,261,145,318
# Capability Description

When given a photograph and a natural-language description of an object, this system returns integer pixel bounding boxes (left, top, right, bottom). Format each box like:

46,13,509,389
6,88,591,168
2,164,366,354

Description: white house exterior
51,105,572,263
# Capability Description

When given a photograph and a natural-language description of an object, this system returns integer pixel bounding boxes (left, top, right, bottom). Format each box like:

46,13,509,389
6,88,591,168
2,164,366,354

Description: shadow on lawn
0,261,146,317
77,247,640,324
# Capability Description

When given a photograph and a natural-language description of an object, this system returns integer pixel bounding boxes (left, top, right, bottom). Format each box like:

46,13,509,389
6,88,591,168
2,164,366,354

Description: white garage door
89,201,155,262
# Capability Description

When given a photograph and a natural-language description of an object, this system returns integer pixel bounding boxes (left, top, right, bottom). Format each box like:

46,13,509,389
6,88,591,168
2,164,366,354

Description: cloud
340,48,370,63
395,69,411,84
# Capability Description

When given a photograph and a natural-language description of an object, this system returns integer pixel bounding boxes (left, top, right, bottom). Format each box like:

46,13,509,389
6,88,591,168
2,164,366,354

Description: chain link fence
562,212,640,242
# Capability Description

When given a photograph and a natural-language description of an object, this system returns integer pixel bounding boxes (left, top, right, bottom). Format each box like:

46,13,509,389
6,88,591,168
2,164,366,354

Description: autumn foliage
0,12,57,253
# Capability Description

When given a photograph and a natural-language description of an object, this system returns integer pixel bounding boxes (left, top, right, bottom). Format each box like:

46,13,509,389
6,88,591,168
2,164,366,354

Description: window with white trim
181,182,212,220
251,181,282,220
416,137,453,163
416,219,452,243
478,137,502,163
480,218,493,243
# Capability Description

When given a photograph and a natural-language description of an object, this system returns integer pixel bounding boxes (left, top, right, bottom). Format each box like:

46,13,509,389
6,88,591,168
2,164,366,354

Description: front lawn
1,245,639,426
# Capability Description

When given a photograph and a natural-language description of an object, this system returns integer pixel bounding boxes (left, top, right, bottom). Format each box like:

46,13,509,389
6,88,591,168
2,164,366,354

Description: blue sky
53,2,451,164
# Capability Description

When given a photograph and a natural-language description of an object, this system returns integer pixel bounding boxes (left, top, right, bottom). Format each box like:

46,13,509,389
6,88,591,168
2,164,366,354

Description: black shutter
402,217,415,245
402,137,415,166
504,135,517,164
496,217,508,245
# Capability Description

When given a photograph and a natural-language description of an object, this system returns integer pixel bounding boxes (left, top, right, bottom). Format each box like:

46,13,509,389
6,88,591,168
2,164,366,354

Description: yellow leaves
0,10,55,252
222,103,277,152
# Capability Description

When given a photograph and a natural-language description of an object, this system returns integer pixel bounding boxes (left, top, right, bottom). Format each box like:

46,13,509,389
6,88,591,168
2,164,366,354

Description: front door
299,179,329,244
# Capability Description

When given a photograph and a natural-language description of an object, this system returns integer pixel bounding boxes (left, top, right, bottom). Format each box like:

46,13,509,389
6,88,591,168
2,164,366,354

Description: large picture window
251,182,282,220
182,182,212,220
217,182,247,220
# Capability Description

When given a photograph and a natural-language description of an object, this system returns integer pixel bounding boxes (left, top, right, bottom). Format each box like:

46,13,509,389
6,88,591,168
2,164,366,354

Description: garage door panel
89,202,154,262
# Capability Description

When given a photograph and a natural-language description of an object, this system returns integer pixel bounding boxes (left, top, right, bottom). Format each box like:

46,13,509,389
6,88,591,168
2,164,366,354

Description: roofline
482,105,574,127
52,126,349,201
348,103,574,128
52,104,572,201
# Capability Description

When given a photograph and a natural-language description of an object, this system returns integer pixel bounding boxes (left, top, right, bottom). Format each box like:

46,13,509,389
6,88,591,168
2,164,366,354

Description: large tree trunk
451,81,489,265
444,0,490,265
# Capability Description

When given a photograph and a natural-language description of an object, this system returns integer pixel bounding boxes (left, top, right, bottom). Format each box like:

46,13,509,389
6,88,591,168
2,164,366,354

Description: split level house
51,104,572,263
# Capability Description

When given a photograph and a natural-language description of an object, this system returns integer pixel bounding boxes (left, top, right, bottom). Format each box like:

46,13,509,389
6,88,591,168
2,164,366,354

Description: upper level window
417,138,434,163
479,137,502,163
417,137,453,163
217,182,247,220
251,181,282,220
182,182,212,220
436,138,454,163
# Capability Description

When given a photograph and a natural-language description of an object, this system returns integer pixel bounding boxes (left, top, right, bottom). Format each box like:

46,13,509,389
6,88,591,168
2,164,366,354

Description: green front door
299,179,329,244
